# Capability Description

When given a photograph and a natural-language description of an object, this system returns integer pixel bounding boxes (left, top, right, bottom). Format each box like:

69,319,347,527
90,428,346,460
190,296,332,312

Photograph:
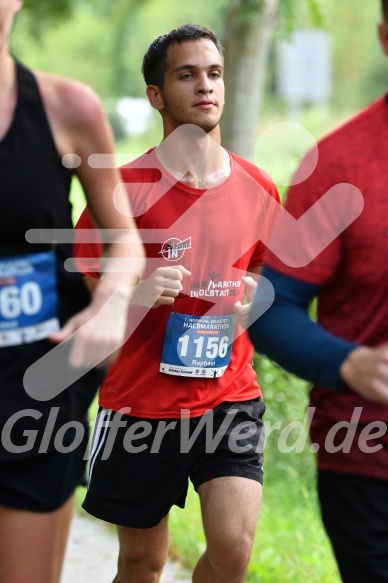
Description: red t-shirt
75,149,280,418
267,97,388,479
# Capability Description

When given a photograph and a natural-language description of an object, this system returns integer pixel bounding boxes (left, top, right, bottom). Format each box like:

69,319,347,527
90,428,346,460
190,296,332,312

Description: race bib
0,251,60,347
160,313,235,378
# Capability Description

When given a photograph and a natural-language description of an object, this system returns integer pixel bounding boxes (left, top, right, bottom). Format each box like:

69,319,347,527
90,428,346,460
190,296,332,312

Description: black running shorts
83,397,265,528
0,341,104,512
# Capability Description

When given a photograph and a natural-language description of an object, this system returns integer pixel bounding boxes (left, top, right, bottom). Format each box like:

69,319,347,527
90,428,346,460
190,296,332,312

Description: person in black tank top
0,3,144,583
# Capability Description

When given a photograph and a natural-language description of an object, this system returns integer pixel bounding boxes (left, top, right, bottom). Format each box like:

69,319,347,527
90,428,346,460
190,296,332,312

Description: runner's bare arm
38,74,145,366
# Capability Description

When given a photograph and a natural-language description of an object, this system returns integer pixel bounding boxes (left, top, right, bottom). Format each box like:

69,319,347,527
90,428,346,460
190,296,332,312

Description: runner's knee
116,549,165,583
206,532,254,578
116,524,168,583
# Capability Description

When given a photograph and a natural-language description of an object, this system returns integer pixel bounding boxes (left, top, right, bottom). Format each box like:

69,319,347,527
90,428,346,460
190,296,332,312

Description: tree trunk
220,0,278,160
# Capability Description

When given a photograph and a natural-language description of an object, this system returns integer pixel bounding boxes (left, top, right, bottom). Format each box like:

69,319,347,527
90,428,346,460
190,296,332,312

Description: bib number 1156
160,312,235,378
178,334,229,359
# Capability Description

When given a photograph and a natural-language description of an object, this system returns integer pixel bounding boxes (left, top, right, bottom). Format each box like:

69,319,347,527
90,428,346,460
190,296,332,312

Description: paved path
61,514,190,583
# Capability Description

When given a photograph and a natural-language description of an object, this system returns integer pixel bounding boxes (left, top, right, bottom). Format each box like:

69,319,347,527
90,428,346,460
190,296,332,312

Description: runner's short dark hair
383,0,388,22
142,24,224,89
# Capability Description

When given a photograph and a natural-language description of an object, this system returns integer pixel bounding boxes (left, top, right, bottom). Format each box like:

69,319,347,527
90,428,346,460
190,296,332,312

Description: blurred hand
340,343,388,404
234,276,258,329
130,265,191,308
49,285,131,368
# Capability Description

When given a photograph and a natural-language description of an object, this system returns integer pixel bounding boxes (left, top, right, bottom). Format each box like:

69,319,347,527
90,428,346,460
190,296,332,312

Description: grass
168,482,339,582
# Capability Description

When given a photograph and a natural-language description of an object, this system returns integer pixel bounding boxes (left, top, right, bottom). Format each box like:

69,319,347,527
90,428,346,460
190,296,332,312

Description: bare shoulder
34,70,111,156
35,70,106,131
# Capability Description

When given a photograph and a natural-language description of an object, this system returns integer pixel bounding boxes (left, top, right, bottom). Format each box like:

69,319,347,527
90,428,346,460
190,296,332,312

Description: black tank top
0,60,90,323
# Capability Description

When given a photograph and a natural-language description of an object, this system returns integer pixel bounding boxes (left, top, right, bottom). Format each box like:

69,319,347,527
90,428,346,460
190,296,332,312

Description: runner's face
158,39,224,136
0,0,22,53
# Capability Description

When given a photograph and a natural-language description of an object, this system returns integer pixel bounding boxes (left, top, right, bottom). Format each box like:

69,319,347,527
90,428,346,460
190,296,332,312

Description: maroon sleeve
266,147,342,285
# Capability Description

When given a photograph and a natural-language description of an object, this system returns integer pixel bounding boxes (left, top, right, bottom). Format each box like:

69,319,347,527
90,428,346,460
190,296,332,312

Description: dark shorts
83,397,265,528
318,470,388,583
0,341,104,512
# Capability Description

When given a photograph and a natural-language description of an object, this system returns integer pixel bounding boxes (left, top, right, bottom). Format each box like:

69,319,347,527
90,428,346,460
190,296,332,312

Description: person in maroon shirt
248,2,388,581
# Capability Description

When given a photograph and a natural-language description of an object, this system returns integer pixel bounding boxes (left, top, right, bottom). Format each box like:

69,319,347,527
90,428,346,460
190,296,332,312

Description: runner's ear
146,85,165,111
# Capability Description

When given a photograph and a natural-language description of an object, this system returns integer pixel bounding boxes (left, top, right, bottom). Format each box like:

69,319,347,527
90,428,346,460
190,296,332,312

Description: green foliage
232,0,326,29
305,0,327,26
19,0,78,36
99,0,150,96
13,0,230,98
235,0,265,25
13,0,385,113
325,0,385,109
12,4,115,97
22,0,73,20
278,0,327,36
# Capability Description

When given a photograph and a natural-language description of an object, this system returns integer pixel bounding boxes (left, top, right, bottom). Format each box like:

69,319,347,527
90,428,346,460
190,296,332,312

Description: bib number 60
0,283,42,319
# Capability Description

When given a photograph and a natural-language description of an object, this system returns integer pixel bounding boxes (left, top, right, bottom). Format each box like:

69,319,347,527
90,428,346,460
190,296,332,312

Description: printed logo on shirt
190,274,242,298
158,237,192,261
